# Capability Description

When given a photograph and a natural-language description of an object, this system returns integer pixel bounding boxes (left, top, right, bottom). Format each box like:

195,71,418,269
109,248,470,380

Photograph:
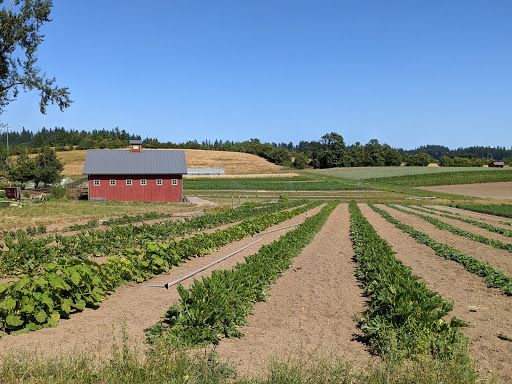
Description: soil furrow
428,205,512,228
375,204,512,277
397,205,512,245
215,203,372,377
0,205,323,359
359,204,512,383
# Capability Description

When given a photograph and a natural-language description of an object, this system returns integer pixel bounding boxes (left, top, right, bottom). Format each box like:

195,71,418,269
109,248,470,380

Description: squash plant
0,201,320,336
350,202,468,361
145,201,338,346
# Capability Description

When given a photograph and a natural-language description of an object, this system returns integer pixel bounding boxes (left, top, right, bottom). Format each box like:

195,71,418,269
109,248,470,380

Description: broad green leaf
35,310,47,323
6,314,24,327
25,322,42,331
21,303,35,314
1,298,16,310
70,272,81,285
73,299,86,310
61,299,72,314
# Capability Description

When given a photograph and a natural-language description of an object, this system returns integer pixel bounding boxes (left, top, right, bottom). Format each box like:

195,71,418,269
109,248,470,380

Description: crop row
367,168,512,187
144,201,338,346
0,211,177,240
0,202,321,337
450,203,512,220
349,202,468,360
183,179,361,191
369,204,512,295
388,205,512,254
407,205,512,238
0,201,305,277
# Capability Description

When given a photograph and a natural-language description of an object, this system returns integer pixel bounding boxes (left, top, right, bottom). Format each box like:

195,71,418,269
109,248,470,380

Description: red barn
82,141,187,202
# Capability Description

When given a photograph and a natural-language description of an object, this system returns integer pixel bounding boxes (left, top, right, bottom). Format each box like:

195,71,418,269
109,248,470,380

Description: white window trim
172,179,178,186
93,180,100,186
156,179,163,186
140,179,147,186
110,179,116,186
126,179,132,186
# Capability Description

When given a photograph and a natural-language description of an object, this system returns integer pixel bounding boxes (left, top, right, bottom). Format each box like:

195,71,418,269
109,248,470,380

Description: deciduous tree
0,0,72,115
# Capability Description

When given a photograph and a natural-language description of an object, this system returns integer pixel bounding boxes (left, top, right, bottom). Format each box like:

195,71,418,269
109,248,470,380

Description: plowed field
1,204,511,382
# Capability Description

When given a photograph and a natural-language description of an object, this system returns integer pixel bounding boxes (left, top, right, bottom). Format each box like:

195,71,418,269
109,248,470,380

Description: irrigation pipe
144,238,263,289
253,223,299,237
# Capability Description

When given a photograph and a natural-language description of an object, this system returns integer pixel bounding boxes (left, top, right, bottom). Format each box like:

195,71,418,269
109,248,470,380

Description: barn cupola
130,139,142,153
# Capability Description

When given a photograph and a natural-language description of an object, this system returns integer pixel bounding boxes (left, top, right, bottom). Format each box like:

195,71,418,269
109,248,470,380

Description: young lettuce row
144,201,339,347
388,204,512,253
0,200,306,277
369,204,512,295
349,201,468,361
0,202,320,337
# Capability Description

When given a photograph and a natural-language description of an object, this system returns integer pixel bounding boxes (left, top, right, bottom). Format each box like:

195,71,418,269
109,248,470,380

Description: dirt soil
428,205,512,228
214,204,372,377
381,205,512,277
418,181,512,200
0,205,324,359
361,204,512,383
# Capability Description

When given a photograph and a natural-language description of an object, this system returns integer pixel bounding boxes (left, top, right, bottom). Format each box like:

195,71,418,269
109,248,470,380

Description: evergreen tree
33,146,63,187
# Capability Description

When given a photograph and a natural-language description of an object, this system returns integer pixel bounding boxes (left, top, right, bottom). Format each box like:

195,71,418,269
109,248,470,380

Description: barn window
126,179,132,186
172,179,178,186
140,179,147,186
93,180,100,186
110,179,116,186
156,179,163,186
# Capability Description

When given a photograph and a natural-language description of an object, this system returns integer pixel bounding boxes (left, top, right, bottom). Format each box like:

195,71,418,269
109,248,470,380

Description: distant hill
58,148,286,177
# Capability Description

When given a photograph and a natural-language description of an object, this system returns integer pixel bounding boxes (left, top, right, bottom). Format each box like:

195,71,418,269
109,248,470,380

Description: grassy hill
58,148,290,177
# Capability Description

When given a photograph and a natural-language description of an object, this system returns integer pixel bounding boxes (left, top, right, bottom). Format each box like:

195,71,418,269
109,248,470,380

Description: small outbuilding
82,141,187,202
489,161,505,168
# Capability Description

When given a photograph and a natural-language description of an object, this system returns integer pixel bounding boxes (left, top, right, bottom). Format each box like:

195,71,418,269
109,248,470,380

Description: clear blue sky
1,1,511,149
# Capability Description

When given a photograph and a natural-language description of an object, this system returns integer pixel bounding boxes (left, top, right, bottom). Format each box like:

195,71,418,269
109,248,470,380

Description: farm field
419,181,512,200
307,166,508,181
0,201,511,382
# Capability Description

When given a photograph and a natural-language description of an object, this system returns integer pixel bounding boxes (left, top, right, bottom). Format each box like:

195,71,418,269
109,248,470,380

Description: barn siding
88,174,183,202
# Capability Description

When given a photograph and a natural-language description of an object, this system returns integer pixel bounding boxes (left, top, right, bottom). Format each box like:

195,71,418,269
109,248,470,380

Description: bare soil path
376,205,512,277
0,205,323,359
359,204,512,383
215,203,372,378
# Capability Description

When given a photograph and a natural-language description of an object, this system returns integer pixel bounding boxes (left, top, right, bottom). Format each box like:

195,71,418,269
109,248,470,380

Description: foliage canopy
0,0,71,115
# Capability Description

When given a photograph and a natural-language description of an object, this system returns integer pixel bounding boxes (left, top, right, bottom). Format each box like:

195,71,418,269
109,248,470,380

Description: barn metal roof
82,149,187,175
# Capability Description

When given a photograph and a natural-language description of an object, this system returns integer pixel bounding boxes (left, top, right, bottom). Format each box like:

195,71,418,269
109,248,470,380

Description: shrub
50,184,70,200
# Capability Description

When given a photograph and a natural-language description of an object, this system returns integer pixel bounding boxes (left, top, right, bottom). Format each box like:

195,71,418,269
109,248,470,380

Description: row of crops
1,199,509,369
0,200,324,336
0,201,307,277
370,204,512,295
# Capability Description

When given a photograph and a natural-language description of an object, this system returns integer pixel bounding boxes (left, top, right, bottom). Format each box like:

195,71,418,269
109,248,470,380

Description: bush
50,184,70,200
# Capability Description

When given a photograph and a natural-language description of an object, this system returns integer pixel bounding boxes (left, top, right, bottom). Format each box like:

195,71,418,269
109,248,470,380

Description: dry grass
55,148,285,177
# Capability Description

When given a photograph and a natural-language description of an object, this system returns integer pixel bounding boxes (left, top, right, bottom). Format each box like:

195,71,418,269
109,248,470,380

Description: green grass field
367,168,512,187
307,166,508,181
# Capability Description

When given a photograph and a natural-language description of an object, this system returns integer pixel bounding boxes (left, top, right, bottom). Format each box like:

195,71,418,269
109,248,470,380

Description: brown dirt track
215,203,371,377
361,204,512,382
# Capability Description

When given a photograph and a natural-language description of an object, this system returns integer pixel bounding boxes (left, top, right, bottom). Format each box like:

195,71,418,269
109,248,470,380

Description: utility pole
1,124,11,152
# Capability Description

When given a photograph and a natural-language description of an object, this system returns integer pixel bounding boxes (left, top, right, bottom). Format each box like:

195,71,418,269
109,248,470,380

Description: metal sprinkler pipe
144,238,263,289
253,223,298,237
